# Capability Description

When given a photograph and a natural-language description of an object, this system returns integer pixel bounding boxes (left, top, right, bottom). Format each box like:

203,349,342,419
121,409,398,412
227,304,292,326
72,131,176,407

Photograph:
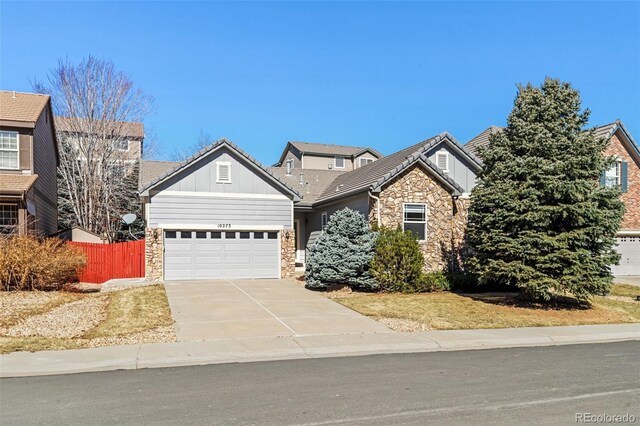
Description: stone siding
604,133,640,230
369,164,468,272
280,228,296,278
145,228,163,281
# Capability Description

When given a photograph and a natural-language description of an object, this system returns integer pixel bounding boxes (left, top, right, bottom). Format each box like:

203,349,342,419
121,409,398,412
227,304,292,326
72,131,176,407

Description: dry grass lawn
0,285,175,354
331,284,640,331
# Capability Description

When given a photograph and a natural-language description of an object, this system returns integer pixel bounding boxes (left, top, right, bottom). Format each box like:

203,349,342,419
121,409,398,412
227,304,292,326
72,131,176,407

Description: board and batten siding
147,146,294,229
425,144,477,193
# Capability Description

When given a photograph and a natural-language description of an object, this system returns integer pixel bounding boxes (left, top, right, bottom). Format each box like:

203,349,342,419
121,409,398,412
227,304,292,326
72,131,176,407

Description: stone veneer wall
604,133,640,230
369,165,469,272
280,228,296,278
145,228,164,281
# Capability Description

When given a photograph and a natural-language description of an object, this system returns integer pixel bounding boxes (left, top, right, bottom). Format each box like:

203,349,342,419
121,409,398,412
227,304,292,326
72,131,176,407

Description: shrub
370,227,425,292
305,208,378,291
418,271,450,292
0,236,87,291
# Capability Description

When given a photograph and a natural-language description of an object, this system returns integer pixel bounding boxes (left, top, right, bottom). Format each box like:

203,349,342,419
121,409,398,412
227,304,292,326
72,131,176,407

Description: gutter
368,191,381,228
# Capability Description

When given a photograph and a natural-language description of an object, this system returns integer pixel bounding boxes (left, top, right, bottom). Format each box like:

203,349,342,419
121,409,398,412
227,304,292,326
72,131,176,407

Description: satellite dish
122,213,137,225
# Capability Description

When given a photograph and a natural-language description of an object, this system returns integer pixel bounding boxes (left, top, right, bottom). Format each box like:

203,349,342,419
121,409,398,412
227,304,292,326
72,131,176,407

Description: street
2,341,639,425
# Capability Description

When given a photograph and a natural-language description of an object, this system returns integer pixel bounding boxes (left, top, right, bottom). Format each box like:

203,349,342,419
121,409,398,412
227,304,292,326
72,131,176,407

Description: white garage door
164,230,280,280
613,236,640,276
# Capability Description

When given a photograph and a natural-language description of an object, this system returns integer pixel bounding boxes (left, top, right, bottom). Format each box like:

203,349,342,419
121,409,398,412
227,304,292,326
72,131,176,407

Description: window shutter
620,161,628,193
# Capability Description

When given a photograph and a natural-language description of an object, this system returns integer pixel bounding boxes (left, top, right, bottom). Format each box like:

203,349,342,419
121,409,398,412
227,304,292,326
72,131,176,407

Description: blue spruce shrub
305,208,378,291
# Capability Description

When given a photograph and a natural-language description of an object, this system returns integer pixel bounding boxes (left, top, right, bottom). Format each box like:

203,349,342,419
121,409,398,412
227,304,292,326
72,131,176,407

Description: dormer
274,141,383,171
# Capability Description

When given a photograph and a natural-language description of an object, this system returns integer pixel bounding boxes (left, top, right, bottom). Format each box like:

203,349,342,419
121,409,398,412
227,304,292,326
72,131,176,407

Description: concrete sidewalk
1,323,638,378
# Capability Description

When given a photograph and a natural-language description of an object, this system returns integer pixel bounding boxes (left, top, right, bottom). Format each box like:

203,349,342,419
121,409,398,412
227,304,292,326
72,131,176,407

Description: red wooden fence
69,240,145,284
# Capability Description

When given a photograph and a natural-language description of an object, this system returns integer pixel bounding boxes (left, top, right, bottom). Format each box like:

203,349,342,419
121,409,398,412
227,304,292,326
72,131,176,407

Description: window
0,204,18,233
216,161,231,183
254,232,264,239
115,139,129,151
181,231,192,239
267,232,278,239
165,231,177,239
196,231,207,239
226,232,236,239
403,204,427,241
358,158,374,167
240,232,250,239
0,131,19,169
321,211,328,228
211,232,222,239
334,156,345,168
603,160,622,188
436,151,449,173
286,159,294,175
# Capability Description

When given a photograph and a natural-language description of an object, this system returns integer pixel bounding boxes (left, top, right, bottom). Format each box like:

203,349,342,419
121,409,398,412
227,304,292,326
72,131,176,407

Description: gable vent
436,151,449,173
217,161,231,183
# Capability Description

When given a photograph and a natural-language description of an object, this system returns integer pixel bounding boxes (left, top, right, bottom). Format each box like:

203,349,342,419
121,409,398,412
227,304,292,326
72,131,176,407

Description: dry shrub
0,236,87,291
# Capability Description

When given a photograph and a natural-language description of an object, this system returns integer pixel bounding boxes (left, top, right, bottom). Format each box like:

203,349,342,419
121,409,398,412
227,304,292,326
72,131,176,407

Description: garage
612,236,640,276
164,230,280,280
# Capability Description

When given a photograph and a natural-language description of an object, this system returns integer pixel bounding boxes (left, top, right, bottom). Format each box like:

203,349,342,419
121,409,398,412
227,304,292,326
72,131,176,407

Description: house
141,133,480,281
0,91,59,236
465,120,640,275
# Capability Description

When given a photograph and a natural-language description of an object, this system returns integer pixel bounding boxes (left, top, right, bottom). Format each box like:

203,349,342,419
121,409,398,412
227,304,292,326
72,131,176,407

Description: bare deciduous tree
170,129,214,161
34,56,154,242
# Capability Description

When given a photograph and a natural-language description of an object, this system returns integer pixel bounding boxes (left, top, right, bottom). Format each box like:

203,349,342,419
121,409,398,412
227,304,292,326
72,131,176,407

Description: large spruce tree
467,78,624,302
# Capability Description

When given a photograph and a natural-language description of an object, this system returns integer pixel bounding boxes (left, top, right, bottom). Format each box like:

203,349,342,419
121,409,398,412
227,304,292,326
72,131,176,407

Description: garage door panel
164,230,280,280
612,236,640,276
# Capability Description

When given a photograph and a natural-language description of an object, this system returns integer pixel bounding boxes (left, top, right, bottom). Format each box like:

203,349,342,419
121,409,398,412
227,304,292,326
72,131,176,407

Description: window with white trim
0,131,19,169
286,159,294,175
403,203,427,241
0,204,18,234
334,156,345,168
216,161,231,183
321,211,328,228
358,157,374,167
604,159,621,188
115,139,129,151
436,151,449,173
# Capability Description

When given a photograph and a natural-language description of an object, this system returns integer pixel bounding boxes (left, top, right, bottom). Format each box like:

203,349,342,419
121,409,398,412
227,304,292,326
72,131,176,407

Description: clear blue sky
2,1,638,164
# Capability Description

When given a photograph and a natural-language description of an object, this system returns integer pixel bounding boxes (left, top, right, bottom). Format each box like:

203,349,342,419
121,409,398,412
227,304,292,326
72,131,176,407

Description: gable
424,141,478,193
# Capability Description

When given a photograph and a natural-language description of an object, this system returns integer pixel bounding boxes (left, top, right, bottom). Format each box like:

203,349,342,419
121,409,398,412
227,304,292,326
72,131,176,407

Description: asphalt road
2,342,639,425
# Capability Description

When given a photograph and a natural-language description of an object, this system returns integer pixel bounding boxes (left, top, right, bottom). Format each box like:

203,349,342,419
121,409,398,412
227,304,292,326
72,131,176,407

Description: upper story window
334,156,345,169
286,159,294,175
403,203,427,241
216,161,232,183
0,131,19,170
358,157,374,168
603,159,628,192
436,151,449,173
115,139,129,151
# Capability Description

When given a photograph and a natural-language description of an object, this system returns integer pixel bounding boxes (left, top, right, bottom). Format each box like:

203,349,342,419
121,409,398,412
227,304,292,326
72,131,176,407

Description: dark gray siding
425,144,477,193
31,107,58,235
304,193,369,245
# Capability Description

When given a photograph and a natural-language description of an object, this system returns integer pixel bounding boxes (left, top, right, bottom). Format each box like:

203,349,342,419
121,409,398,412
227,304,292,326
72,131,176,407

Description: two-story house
466,120,640,275
0,91,59,236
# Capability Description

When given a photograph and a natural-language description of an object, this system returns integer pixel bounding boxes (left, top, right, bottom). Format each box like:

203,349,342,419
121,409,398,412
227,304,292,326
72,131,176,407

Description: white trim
358,157,375,168
301,153,305,169
436,150,449,173
154,191,289,201
403,203,427,242
294,218,301,262
0,131,19,170
216,161,232,183
286,158,294,175
617,230,640,237
158,224,285,231
334,156,345,169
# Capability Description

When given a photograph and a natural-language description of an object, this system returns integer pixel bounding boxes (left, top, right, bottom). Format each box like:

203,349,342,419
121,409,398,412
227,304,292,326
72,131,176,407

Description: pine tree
305,208,378,291
466,78,624,302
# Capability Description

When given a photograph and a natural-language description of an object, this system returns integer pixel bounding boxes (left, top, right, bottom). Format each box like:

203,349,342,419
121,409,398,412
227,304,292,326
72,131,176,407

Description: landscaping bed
0,285,175,354
328,284,640,332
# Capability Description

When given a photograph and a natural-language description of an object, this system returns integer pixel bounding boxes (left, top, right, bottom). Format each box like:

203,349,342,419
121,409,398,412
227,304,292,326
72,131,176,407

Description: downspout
368,190,381,228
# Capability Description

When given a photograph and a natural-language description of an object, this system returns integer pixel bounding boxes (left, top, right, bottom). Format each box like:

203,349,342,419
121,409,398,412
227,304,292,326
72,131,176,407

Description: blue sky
1,1,638,164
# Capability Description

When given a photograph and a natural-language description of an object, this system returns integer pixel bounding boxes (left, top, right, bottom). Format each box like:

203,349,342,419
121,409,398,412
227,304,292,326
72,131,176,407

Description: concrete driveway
614,275,640,287
163,279,390,341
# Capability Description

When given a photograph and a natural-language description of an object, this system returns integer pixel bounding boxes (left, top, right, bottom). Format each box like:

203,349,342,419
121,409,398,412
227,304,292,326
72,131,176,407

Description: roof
315,133,470,205
140,160,180,188
0,91,50,126
55,116,144,139
267,168,345,206
595,120,640,161
464,125,503,156
139,139,302,201
0,174,38,195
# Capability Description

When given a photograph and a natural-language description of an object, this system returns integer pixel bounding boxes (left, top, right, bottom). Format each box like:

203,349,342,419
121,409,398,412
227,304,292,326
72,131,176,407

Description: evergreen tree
467,78,624,302
305,208,378,291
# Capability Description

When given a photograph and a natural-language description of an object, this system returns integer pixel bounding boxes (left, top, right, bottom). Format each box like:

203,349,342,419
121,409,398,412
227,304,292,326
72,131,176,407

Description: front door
294,219,303,264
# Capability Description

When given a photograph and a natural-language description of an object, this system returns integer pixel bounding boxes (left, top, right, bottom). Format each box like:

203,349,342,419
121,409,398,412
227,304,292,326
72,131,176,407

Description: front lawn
330,284,640,332
0,285,175,354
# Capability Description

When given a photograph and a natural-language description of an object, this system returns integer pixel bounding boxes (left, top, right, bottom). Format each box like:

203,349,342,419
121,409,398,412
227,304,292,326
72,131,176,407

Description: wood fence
69,240,145,284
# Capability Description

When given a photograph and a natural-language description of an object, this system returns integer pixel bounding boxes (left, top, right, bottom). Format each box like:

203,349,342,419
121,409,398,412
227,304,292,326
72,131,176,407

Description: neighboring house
465,120,640,275
139,140,302,281
0,91,59,236
274,141,383,172
54,226,107,244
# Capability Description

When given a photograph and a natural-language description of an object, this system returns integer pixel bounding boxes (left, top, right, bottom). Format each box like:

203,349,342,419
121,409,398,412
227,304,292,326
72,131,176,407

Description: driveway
614,275,640,287
163,279,390,341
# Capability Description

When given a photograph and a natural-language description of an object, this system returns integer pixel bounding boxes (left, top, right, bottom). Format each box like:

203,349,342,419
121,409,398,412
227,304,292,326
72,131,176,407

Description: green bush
418,271,450,292
305,208,378,291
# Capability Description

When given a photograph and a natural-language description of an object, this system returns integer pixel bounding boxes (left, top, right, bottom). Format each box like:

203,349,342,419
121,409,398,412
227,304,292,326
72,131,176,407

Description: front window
0,131,19,169
403,203,427,241
0,204,18,234
334,156,345,168
604,160,621,188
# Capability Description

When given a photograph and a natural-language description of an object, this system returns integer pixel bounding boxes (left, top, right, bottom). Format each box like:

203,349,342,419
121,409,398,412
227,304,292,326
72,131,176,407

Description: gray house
141,133,480,281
